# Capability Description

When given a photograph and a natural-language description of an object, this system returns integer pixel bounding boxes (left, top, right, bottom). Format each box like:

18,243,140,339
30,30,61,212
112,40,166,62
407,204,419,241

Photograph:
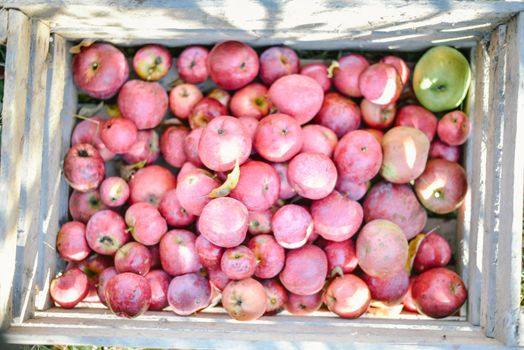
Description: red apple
411,267,467,319
359,63,402,106
128,165,176,206
311,191,363,242
335,175,368,201
64,143,105,192
221,245,257,280
315,92,361,138
363,181,427,240
50,267,89,308
158,188,196,227
362,268,410,305
414,232,452,272
230,83,272,119
259,46,300,85
362,128,384,143
222,278,266,321
262,279,288,315
361,99,396,129
183,127,204,166
279,244,327,295
247,210,272,235
100,118,138,154
198,197,248,248
437,110,471,146
149,245,161,269
268,74,323,125
71,115,115,161
145,269,171,311
99,176,129,208
254,113,303,162
395,105,438,141
271,162,296,200
96,266,117,306
300,63,331,92
380,126,430,184
198,115,251,172
414,159,468,214
238,116,259,145
169,83,203,120
356,219,408,278
334,130,382,183
332,54,369,97
188,97,228,129
176,46,209,84
324,239,358,274
122,130,160,165
118,80,168,130
429,139,460,162
176,168,220,216
287,152,337,200
105,272,151,318
207,88,231,107
301,124,338,158
160,229,202,276
380,56,410,85
272,204,313,249
195,234,224,269
248,234,285,279
402,276,418,313
72,43,129,99
56,221,91,262
208,267,230,291
160,126,189,168
230,160,280,212
114,241,153,276
86,210,129,255
125,202,167,246
286,292,322,315
167,272,211,316
207,41,259,90
133,44,172,81
324,274,371,318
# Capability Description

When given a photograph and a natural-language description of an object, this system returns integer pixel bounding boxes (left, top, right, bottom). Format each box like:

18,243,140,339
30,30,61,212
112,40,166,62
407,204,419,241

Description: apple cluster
52,41,471,320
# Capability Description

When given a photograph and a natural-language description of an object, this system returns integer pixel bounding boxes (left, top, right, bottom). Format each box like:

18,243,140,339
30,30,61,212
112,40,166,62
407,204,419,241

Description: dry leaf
69,39,96,54
208,160,240,198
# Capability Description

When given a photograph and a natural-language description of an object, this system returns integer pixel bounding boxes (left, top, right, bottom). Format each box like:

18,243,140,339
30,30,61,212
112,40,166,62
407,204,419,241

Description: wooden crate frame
0,1,523,348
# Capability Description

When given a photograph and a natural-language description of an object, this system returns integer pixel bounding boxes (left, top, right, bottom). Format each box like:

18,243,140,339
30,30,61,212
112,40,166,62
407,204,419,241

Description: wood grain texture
4,1,524,49
4,308,504,348
12,18,51,325
33,33,75,311
491,13,524,346
0,9,31,330
480,13,524,346
0,8,7,44
462,39,490,327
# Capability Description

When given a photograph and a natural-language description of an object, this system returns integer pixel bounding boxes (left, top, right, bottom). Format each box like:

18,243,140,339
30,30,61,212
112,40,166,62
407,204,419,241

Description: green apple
413,46,471,112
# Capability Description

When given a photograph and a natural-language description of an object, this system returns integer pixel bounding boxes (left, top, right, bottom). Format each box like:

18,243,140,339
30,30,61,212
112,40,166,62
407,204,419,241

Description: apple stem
327,60,340,78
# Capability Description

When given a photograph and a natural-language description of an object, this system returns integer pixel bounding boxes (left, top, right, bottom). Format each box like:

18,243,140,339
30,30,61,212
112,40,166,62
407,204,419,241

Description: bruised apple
105,273,151,318
64,143,105,192
114,241,153,276
50,267,89,308
167,273,212,316
362,268,410,305
315,92,361,138
279,244,327,295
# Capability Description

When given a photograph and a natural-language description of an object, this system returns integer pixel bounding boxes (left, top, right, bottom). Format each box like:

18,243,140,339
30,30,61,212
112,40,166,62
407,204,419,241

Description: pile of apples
51,40,471,321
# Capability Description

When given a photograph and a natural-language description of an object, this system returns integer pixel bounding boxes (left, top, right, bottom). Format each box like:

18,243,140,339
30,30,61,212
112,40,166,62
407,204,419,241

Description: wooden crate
0,1,523,348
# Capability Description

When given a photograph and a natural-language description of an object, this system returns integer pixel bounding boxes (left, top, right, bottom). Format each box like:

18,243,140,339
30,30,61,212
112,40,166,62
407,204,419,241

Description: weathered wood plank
461,39,490,327
4,308,504,348
480,13,524,346
0,9,31,330
491,13,524,346
12,18,51,324
0,8,7,44
5,0,524,40
33,33,75,311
